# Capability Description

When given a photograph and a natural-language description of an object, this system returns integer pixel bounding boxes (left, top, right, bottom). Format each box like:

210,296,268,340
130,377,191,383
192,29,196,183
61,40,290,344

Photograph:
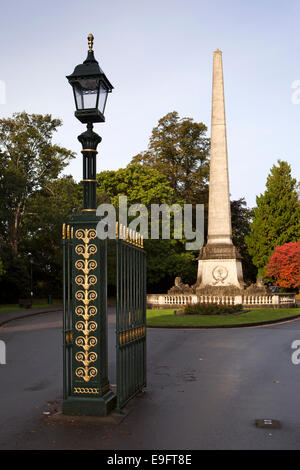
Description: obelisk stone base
196,243,244,291
196,258,244,291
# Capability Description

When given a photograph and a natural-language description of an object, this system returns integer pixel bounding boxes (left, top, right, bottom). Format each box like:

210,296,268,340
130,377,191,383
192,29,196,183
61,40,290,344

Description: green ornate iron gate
116,223,147,409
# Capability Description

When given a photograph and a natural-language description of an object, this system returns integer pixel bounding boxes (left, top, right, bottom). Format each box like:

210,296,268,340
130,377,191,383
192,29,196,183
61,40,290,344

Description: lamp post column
78,123,101,212
62,34,116,416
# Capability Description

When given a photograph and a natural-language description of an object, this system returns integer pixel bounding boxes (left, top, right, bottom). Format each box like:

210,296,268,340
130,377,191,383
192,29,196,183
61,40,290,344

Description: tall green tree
0,112,76,301
131,111,210,204
20,176,81,297
96,164,197,292
230,198,257,282
0,112,75,256
245,160,300,276
97,164,175,206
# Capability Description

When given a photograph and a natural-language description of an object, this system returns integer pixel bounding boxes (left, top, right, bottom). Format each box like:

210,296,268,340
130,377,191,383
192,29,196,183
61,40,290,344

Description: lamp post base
62,390,117,417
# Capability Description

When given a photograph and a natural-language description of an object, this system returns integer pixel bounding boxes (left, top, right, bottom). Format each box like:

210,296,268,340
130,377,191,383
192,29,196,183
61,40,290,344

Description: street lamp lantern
66,34,113,212
67,34,113,124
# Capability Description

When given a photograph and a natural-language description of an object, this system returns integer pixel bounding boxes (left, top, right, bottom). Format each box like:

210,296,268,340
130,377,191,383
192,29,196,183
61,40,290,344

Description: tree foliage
0,112,77,301
0,258,4,278
97,164,174,206
96,164,197,292
131,111,210,204
0,112,75,256
231,198,257,282
21,176,81,297
245,160,300,276
145,239,197,292
265,242,300,289
128,111,210,289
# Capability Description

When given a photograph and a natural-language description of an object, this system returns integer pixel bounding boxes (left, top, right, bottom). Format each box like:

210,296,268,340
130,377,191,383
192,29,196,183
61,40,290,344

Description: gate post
62,216,116,416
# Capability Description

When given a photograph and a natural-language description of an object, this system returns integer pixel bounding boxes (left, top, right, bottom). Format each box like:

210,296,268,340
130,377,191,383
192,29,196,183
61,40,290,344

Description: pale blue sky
1,0,300,206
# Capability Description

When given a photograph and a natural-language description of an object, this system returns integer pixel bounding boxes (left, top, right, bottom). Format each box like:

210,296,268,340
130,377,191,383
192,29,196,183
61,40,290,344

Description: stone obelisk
197,49,244,290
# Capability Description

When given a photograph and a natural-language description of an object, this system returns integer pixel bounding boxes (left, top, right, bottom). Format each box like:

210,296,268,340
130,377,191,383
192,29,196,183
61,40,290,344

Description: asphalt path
1,310,300,449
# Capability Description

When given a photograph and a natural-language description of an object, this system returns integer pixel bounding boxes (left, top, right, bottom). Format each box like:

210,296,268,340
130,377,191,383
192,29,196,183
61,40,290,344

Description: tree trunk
11,199,25,256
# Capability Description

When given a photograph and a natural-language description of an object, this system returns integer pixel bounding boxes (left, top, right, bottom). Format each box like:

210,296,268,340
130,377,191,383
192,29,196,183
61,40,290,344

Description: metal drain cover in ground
255,419,281,429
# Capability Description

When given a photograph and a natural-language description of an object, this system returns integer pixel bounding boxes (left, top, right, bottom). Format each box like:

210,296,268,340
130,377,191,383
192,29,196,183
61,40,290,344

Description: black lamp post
62,35,116,416
67,33,113,212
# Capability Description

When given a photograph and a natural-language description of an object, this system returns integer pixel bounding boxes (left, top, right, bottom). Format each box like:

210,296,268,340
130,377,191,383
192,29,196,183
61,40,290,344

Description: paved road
1,310,300,449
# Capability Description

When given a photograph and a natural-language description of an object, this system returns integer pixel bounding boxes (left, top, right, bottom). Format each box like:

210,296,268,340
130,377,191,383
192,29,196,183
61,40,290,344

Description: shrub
265,242,300,290
184,303,243,316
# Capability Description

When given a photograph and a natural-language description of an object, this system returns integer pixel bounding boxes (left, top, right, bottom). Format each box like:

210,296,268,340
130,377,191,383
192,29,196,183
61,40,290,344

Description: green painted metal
116,234,147,409
62,229,72,400
63,216,146,414
78,124,101,211
62,213,116,416
63,33,116,416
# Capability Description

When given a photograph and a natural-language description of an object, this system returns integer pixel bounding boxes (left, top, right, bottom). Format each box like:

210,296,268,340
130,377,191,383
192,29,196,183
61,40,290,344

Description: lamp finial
88,33,94,52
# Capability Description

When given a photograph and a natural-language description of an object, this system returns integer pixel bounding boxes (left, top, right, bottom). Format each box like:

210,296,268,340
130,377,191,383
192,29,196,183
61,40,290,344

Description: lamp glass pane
74,78,100,110
74,83,84,109
98,82,109,114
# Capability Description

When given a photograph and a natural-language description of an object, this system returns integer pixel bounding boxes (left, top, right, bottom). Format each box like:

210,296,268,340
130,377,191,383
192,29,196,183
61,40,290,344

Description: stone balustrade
243,295,273,306
147,293,297,309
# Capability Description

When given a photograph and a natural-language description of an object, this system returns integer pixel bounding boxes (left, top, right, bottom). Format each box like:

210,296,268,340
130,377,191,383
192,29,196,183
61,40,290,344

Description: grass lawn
0,300,62,313
147,308,300,328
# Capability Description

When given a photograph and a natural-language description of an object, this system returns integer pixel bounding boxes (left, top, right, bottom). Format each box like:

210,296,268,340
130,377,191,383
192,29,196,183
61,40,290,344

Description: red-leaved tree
265,242,300,289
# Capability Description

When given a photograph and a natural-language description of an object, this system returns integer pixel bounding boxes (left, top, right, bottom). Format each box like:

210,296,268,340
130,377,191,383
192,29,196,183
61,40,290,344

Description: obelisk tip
214,48,222,55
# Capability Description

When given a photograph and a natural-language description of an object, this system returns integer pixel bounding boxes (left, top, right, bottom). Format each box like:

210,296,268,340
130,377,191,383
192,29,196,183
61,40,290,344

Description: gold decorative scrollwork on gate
74,228,98,383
